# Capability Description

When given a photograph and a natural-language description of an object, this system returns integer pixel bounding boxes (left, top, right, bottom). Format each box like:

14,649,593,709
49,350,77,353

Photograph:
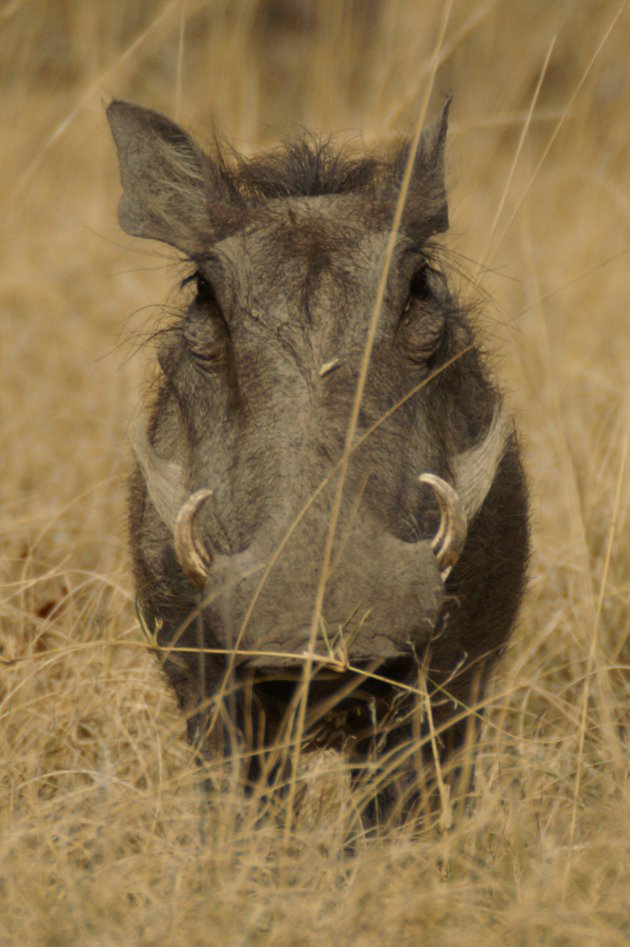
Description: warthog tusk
419,473,467,581
174,489,213,588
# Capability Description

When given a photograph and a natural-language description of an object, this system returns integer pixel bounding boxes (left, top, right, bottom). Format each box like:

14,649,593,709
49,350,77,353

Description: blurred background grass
1,2,629,944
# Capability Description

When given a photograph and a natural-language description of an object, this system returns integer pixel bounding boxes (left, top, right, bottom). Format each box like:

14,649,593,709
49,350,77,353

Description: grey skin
108,100,529,818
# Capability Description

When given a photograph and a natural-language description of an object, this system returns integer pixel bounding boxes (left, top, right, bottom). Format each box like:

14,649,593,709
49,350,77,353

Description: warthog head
108,100,528,806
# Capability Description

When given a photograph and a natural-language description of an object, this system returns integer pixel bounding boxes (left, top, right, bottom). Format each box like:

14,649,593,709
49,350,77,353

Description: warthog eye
409,266,432,302
182,270,217,305
399,266,445,362
182,272,228,366
196,274,215,303
181,271,215,305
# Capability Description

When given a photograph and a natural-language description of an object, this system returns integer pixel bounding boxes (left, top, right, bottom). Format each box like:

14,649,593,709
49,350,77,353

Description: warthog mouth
242,656,414,751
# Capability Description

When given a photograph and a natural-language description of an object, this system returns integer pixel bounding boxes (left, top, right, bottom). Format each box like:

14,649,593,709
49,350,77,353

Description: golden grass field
2,1,629,943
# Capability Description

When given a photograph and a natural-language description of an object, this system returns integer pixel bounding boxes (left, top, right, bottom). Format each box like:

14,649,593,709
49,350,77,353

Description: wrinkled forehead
212,195,396,301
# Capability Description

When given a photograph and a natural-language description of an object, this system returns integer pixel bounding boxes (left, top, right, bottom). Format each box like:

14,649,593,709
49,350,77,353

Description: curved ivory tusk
174,489,214,589
419,473,467,581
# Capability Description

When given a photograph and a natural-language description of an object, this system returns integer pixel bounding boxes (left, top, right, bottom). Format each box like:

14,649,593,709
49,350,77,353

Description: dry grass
1,1,629,944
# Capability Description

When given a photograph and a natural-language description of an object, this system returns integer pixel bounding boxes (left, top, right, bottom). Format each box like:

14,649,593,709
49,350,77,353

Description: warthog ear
107,101,237,253
387,97,451,239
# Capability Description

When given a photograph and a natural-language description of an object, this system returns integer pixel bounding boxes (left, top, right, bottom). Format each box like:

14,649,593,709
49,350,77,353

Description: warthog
108,99,528,818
